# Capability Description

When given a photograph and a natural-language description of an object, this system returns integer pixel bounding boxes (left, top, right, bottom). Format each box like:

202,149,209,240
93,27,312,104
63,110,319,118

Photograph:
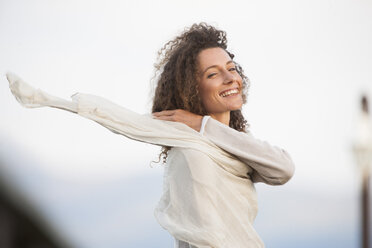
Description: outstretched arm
5,73,210,151
6,72,78,113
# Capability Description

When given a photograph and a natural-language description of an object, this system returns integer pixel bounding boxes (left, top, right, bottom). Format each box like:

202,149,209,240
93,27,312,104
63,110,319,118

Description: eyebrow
202,60,235,74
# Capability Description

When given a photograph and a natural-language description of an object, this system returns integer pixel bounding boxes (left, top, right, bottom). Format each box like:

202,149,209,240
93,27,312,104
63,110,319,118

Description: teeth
220,89,239,97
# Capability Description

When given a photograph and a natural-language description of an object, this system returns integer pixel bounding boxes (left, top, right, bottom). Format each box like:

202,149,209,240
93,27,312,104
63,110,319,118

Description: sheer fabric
6,73,295,248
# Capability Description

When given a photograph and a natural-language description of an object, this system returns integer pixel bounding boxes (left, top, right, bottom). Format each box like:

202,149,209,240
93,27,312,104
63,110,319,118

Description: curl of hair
152,23,250,163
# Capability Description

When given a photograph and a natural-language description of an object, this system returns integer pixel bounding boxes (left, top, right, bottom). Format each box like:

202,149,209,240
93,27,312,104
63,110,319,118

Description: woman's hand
152,109,203,132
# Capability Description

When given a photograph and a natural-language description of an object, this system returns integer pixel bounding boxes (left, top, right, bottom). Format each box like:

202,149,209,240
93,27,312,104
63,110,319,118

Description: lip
219,87,240,97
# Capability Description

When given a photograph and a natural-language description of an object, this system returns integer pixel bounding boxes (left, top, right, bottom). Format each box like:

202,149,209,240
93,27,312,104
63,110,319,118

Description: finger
152,110,177,116
153,115,177,121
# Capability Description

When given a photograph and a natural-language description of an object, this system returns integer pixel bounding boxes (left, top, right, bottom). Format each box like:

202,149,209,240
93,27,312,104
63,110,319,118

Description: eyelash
207,67,237,79
207,73,217,79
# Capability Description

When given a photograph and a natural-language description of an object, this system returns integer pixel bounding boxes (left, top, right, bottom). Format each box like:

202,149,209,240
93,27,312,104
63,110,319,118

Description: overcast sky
1,0,371,187
0,0,372,247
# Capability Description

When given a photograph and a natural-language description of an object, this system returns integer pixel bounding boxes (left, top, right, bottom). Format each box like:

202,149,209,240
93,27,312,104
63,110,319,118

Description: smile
219,88,239,97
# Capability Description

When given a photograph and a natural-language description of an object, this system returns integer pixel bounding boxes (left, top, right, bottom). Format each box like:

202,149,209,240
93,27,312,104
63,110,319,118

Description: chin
230,107,242,112
229,101,243,111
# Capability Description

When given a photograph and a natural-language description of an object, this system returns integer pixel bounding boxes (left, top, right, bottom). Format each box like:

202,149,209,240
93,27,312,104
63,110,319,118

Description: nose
222,70,237,85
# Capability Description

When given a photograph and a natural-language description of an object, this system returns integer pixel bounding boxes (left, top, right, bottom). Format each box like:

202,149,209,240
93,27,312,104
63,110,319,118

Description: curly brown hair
152,23,250,161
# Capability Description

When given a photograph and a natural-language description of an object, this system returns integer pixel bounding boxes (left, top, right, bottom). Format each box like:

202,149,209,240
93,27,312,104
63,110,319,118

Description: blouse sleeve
5,73,216,154
202,117,295,185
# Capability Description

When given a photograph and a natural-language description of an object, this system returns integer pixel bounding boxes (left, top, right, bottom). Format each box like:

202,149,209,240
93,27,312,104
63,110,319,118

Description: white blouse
6,73,295,248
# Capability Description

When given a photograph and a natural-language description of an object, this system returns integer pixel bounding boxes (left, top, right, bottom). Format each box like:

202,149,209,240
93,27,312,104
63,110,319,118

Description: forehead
197,47,232,69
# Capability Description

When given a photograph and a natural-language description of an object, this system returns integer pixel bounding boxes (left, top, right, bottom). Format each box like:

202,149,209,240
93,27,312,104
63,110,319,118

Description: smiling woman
6,23,295,248
151,23,295,248
152,24,250,153
197,47,244,125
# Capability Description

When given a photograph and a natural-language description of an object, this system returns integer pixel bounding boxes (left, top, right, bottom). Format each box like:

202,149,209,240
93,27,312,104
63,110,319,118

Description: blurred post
353,96,372,248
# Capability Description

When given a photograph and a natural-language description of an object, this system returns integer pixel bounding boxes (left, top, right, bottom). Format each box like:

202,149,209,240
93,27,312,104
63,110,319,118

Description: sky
0,0,372,247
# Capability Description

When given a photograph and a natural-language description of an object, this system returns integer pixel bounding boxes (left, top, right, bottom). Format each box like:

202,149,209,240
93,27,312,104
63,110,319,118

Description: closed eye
229,67,237,72
207,73,217,79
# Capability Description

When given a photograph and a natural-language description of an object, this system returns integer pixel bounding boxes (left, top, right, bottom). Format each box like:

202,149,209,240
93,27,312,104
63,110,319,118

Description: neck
209,112,230,126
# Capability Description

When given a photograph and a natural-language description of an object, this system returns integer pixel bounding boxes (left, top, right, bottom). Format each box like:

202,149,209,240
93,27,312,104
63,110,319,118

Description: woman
6,23,294,248
151,23,294,247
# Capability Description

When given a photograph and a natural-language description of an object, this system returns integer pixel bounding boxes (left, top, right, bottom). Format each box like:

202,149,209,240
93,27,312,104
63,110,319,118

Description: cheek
198,86,212,111
237,75,243,87
200,83,219,103
200,89,211,108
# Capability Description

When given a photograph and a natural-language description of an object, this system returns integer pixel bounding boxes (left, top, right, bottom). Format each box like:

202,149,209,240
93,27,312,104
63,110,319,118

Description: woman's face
197,47,243,121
